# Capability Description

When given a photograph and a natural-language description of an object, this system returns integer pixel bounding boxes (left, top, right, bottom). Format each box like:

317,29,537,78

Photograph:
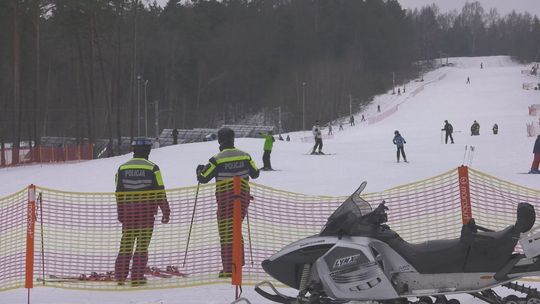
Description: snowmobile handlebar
363,201,389,226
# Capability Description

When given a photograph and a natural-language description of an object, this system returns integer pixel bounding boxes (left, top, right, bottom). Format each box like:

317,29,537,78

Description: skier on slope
393,130,407,163
196,127,259,277
529,135,540,174
261,130,275,170
114,137,170,286
471,120,480,136
311,120,324,155
492,123,499,135
441,120,454,144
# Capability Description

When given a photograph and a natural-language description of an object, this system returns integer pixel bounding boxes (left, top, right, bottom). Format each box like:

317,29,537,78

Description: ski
145,266,173,278
39,272,115,283
163,265,188,277
305,153,336,156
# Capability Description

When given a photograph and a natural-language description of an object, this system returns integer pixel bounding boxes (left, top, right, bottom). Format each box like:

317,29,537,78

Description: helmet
444,120,448,123
217,127,235,144
394,130,399,135
131,137,153,147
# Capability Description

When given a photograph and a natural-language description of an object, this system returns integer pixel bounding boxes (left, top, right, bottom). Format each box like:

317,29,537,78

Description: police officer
115,137,170,286
196,127,259,278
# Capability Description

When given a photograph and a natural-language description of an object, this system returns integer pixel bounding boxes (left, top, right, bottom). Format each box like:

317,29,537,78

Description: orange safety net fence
0,167,539,292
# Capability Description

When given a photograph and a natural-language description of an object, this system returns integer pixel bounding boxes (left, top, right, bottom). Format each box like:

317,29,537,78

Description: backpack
448,123,453,133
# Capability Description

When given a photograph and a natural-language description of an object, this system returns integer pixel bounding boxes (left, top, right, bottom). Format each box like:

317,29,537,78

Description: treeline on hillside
0,0,539,152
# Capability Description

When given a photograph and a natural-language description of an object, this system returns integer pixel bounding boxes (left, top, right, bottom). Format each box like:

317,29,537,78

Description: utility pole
137,75,141,136
302,82,306,130
349,94,352,117
278,106,282,134
144,79,148,137
154,100,159,139
392,72,395,94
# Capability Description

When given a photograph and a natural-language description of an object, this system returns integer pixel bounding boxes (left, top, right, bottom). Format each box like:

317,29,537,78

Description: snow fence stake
458,166,473,224
26,185,37,304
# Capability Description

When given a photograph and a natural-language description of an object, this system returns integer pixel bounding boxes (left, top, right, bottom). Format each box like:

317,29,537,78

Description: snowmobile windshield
319,183,372,235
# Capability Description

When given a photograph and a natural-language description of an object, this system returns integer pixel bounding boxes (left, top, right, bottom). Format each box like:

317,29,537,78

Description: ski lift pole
182,182,201,268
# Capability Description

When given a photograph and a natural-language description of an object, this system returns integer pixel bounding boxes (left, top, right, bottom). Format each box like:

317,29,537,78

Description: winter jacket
263,134,275,151
312,125,322,139
197,148,260,184
442,122,453,134
534,136,540,154
393,134,406,147
115,158,170,227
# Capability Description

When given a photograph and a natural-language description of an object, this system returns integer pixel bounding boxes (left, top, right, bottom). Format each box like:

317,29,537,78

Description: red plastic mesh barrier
0,189,27,291
0,145,93,167
0,167,539,292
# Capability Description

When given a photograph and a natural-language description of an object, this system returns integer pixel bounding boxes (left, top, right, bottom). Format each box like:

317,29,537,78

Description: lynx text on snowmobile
255,182,540,304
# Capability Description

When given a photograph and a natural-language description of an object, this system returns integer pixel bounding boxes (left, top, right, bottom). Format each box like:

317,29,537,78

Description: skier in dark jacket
471,120,480,136
442,120,454,144
115,137,171,286
196,127,259,277
393,131,407,163
530,135,540,174
492,123,498,135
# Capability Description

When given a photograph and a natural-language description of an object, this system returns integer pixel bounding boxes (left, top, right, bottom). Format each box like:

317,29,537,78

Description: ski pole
182,182,200,268
469,146,475,167
463,145,468,165
246,210,254,266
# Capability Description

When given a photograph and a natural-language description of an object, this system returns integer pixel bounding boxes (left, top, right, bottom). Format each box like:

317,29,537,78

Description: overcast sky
397,0,540,17
150,0,540,17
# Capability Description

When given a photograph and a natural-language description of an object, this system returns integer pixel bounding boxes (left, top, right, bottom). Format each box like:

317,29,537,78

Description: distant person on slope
350,115,355,126
442,120,454,144
471,120,480,136
311,120,324,155
261,130,275,170
529,135,540,174
466,77,471,84
393,130,407,163
492,123,498,135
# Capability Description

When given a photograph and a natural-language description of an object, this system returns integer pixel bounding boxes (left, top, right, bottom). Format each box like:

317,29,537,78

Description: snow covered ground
2,55,540,303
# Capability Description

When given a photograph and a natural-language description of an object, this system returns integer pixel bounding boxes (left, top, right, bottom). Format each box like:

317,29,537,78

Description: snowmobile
255,182,540,304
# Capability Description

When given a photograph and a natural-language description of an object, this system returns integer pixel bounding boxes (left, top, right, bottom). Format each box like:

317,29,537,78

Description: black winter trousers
313,138,323,153
445,132,454,144
396,147,407,162
262,150,272,169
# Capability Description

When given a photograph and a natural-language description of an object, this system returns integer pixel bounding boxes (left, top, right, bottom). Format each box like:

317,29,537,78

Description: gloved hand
162,215,170,224
196,164,205,176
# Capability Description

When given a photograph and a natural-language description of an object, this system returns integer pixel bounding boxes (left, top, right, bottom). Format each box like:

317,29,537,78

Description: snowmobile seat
383,233,469,274
461,203,535,272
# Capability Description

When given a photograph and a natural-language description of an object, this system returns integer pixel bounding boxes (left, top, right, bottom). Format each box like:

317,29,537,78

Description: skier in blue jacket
393,130,408,163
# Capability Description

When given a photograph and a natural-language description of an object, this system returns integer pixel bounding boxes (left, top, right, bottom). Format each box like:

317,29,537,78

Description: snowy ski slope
1,56,540,303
